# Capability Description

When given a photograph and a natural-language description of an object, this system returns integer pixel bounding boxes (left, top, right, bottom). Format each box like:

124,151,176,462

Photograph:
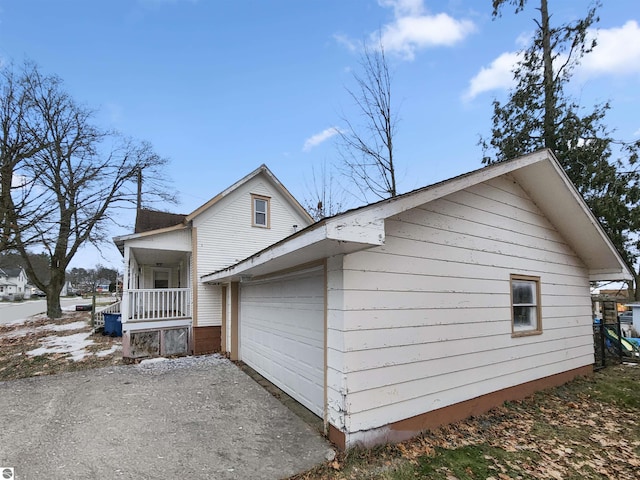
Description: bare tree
0,63,48,253
303,160,346,221
337,39,399,202
1,62,174,318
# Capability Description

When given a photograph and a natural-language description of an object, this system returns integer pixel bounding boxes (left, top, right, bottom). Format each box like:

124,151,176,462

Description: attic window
252,194,270,228
510,274,542,336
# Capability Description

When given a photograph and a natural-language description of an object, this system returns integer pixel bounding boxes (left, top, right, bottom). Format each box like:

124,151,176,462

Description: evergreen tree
481,0,640,298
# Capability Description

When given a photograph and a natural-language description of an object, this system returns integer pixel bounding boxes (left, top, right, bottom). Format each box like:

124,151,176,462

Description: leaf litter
291,365,640,480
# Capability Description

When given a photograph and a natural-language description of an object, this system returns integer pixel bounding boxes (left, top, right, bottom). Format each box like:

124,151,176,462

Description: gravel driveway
0,355,331,480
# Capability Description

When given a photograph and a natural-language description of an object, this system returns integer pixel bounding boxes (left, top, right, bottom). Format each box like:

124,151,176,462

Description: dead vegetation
291,365,640,480
0,311,123,381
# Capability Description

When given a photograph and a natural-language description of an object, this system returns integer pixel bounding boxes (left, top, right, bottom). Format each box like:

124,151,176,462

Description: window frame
510,274,542,337
251,194,271,228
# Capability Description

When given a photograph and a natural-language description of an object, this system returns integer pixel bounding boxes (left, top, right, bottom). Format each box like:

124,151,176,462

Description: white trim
122,318,192,332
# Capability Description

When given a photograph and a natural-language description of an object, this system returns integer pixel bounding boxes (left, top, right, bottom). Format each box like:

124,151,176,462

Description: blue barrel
103,313,122,337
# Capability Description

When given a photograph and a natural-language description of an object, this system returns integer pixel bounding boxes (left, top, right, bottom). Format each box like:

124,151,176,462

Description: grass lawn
291,364,640,480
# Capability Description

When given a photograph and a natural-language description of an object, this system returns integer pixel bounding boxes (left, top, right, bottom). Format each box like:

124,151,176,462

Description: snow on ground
26,332,95,361
95,344,122,358
3,320,88,339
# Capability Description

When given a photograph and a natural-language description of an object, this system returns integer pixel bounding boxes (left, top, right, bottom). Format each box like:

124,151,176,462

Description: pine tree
481,0,640,298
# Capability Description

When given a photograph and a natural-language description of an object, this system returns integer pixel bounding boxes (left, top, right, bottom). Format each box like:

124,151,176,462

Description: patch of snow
95,345,122,358
48,320,87,332
26,332,94,362
1,320,88,339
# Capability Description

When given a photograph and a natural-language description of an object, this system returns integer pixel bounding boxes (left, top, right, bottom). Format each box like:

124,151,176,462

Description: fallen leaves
289,366,640,480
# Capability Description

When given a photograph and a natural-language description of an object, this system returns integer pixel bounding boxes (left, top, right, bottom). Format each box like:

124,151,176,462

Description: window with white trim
252,194,270,228
511,274,542,335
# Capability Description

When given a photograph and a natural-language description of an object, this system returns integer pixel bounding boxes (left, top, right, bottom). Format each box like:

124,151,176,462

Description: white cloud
380,13,476,60
12,174,29,188
333,33,358,53
581,21,640,76
462,51,521,101
336,0,475,61
464,20,640,102
303,127,340,152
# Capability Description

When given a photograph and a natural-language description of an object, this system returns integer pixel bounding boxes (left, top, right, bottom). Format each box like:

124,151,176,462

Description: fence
593,320,640,369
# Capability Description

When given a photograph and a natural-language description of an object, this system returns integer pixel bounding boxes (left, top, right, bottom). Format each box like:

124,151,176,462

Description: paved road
0,356,331,480
0,297,84,324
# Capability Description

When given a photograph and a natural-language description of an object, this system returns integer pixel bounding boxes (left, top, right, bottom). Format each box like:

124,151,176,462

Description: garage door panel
240,268,324,417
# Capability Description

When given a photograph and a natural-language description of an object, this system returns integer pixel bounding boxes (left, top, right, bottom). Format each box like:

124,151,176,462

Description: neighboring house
0,267,29,299
201,150,631,449
113,165,313,358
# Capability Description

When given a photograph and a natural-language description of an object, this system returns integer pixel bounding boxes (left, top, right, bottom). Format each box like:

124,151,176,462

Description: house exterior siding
193,177,311,327
330,175,593,441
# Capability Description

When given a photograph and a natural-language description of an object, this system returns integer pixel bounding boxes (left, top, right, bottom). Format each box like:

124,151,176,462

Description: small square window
252,194,270,228
511,274,542,336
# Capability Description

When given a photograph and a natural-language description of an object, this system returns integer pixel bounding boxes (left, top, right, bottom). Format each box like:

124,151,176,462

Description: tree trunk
540,0,557,152
45,258,65,318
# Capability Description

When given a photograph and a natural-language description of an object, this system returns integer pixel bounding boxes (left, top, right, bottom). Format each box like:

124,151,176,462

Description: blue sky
1,0,639,270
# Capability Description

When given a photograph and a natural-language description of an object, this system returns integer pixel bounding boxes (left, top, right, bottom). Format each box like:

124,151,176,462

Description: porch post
221,285,227,353
121,245,130,323
230,281,239,361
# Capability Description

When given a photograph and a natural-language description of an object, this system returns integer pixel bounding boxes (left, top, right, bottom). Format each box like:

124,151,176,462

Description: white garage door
240,266,325,417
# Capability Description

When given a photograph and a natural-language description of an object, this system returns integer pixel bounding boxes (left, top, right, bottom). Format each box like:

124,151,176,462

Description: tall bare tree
0,63,46,253
337,40,399,202
0,62,174,317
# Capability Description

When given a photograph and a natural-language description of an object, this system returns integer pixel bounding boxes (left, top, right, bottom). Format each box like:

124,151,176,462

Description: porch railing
125,288,191,321
95,300,122,329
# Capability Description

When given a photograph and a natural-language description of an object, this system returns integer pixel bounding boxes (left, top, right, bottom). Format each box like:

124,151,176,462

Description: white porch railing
124,288,191,321
95,300,122,329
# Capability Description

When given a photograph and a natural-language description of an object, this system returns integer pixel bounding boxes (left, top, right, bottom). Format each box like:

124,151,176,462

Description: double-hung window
252,194,270,228
511,274,542,335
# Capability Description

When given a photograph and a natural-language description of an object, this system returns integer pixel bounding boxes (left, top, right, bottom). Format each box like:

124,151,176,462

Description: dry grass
0,311,123,381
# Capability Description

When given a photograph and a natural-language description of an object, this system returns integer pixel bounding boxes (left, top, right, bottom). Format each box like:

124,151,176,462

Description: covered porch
121,244,193,357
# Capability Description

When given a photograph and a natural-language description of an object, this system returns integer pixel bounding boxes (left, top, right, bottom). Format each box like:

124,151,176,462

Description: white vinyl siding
239,267,325,417
328,175,592,436
194,177,310,326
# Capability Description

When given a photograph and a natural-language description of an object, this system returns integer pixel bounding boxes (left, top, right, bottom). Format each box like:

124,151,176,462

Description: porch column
121,245,130,323
230,281,239,361
221,285,227,353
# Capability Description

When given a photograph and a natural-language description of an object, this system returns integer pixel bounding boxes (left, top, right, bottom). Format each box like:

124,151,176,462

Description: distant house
113,165,313,358
201,150,631,449
0,267,29,299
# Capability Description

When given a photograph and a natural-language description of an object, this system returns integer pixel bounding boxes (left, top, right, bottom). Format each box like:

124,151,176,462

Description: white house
0,267,29,299
113,165,313,358
201,150,631,449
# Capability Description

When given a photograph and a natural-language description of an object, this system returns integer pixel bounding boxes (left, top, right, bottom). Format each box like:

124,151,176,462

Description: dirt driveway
0,356,332,480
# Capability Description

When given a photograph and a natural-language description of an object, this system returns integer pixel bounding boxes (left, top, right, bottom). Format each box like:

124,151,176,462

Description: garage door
240,266,324,417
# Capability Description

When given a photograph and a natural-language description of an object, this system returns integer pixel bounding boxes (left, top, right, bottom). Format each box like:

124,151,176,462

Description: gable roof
114,164,312,251
202,149,632,284
185,164,312,223
0,267,24,278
